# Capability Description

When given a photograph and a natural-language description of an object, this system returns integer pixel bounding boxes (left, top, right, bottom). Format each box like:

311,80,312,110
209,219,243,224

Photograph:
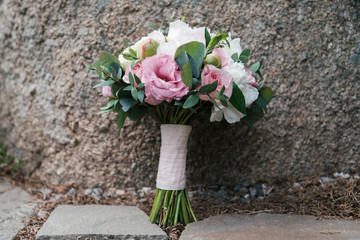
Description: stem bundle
149,188,197,227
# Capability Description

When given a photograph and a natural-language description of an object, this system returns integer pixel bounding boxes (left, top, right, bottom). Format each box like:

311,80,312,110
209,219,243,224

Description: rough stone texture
0,178,36,240
36,205,167,240
0,0,359,188
180,214,360,240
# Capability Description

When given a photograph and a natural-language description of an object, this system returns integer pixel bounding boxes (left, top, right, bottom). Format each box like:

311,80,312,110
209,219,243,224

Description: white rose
118,47,133,72
222,37,242,58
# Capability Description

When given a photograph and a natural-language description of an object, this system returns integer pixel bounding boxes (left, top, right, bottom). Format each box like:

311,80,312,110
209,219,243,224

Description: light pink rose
213,48,231,68
123,61,143,85
245,68,257,87
102,85,114,98
198,64,233,101
141,54,190,105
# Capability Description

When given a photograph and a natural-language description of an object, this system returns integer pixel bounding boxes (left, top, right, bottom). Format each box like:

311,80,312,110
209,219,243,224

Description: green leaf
100,99,118,110
199,80,218,94
215,92,228,107
128,105,147,121
134,74,141,85
148,24,158,31
257,96,268,113
129,48,137,57
111,82,122,97
205,28,211,47
229,83,247,115
240,48,250,57
219,86,226,95
183,93,199,109
123,85,132,91
207,93,221,111
206,33,229,52
181,62,193,88
137,90,145,102
94,52,121,79
122,54,138,61
259,87,273,104
231,53,238,62
131,87,138,100
93,80,114,88
117,110,128,131
238,55,248,64
174,41,206,78
128,72,135,86
119,98,133,112
89,64,96,70
249,61,261,73
137,83,145,89
241,118,254,128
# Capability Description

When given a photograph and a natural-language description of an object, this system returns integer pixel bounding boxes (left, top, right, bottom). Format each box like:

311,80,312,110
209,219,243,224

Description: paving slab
36,205,168,240
180,214,360,240
0,178,36,240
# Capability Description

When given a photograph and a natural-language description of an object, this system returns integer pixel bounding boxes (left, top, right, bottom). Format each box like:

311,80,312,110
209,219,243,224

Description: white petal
223,104,244,123
148,30,165,44
210,106,224,122
156,41,180,57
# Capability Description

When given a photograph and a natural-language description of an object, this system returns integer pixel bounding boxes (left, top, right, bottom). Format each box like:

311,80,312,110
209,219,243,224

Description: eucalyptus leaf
117,110,128,131
229,83,247,115
174,41,205,79
93,80,114,88
131,87,138,101
148,24,158,30
205,28,211,47
137,83,145,89
238,55,248,64
231,53,238,62
249,61,261,73
207,93,221,111
128,72,135,86
123,85,132,91
128,105,147,121
257,96,268,113
89,64,96,70
181,62,193,88
183,93,199,109
240,48,250,57
119,98,133,112
199,80,218,94
206,33,228,52
137,90,145,102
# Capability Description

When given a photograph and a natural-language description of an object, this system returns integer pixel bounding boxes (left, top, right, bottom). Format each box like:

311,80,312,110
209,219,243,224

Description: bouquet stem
149,188,197,227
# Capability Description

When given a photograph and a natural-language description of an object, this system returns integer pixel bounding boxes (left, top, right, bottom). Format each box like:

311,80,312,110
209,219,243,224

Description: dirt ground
3,171,359,240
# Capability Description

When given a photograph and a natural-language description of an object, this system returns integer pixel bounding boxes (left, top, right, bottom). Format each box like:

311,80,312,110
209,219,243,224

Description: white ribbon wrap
156,124,192,190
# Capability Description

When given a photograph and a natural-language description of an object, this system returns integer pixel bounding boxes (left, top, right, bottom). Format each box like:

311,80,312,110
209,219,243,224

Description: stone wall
0,0,359,188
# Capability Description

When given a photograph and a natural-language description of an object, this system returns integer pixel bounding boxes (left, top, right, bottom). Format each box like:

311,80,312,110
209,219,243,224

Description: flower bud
203,52,222,68
137,38,159,60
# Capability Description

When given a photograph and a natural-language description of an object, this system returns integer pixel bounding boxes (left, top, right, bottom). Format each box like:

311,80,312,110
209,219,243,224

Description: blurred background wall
0,0,359,188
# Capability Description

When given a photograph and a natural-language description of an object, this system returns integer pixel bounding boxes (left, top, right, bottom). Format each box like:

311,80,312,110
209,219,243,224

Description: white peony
118,47,133,72
224,62,259,106
222,37,242,59
157,20,206,57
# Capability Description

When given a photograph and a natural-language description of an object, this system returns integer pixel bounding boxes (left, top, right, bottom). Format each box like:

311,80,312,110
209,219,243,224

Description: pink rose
141,54,190,105
123,61,143,85
213,48,230,68
198,64,233,101
245,68,257,87
102,85,114,98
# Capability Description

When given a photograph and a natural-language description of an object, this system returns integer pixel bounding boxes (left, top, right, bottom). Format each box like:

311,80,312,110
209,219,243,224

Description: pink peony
198,64,233,101
245,68,257,87
213,48,230,68
123,61,143,85
102,85,114,98
141,54,190,105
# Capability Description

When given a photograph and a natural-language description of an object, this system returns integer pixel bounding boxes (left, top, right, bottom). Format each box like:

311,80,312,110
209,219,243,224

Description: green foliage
199,80,218,94
206,33,228,53
0,142,23,175
183,93,199,109
229,83,247,115
174,41,206,87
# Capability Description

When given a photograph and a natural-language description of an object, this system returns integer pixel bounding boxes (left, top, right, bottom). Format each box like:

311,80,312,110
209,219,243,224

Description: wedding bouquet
89,19,273,227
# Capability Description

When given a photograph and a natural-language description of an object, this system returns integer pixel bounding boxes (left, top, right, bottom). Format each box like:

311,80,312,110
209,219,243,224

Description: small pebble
249,188,257,199
320,176,335,185
142,187,151,195
234,184,242,191
84,189,92,195
131,190,137,197
66,188,75,196
139,198,147,203
37,209,48,219
116,189,125,195
93,188,102,195
293,182,301,188
40,189,52,200
242,181,251,188
333,172,350,179
50,195,62,202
